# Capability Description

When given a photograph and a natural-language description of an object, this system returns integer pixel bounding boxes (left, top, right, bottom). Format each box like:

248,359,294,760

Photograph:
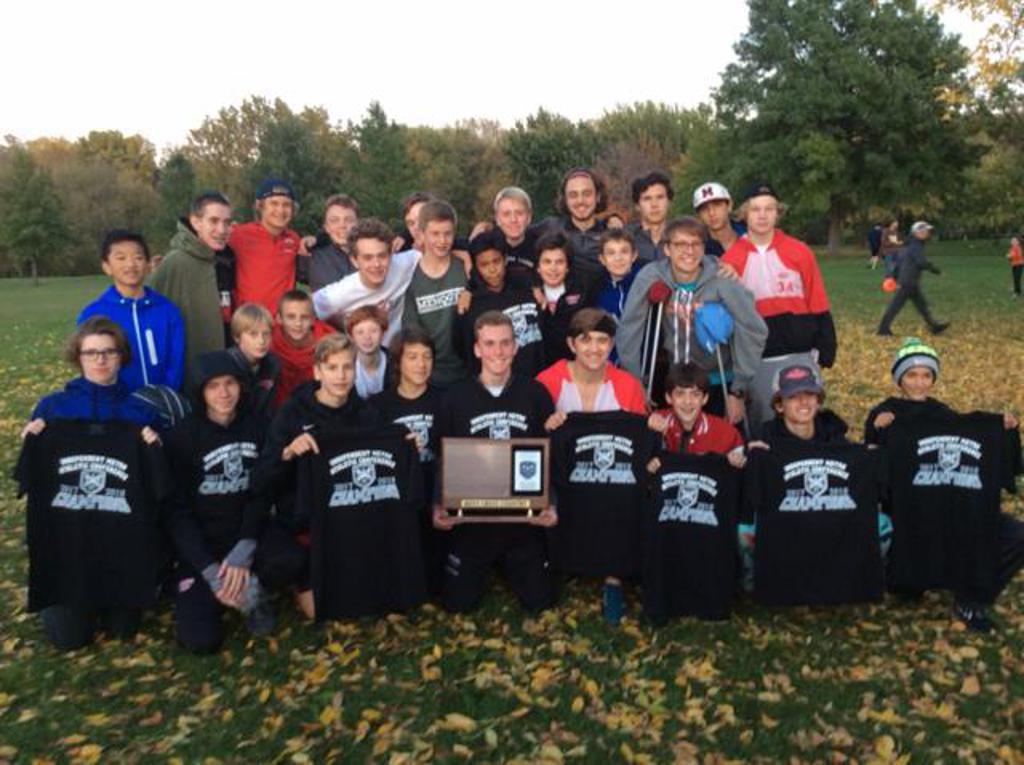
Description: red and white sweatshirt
721,230,836,366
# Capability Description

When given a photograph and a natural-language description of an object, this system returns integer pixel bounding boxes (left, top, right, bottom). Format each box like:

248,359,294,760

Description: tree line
0,0,1020,279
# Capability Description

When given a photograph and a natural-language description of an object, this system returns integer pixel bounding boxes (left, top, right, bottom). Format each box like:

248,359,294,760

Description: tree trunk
29,257,38,287
826,208,843,258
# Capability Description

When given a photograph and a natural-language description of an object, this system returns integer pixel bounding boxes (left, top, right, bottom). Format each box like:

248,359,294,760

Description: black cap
740,182,779,205
195,350,246,392
468,228,504,258
255,177,295,201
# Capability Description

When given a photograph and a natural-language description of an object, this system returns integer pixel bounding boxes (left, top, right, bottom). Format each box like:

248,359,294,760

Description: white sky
1,0,987,156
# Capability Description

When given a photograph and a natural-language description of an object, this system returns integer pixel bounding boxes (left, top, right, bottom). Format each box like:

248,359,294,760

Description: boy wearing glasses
78,230,185,392
619,217,766,420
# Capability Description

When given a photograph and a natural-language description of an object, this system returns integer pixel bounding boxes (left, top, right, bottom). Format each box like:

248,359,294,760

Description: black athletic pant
965,512,1024,605
878,285,940,333
891,513,1024,605
41,605,141,651
1012,265,1022,296
442,524,556,613
175,521,307,654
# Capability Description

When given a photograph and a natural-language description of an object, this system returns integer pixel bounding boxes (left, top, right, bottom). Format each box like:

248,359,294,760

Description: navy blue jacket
32,377,162,429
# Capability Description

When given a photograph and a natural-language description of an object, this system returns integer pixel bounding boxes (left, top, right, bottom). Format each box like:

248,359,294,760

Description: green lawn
0,251,1021,764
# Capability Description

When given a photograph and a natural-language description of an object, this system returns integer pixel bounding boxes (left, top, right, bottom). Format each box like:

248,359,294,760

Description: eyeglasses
667,240,704,252
79,349,121,360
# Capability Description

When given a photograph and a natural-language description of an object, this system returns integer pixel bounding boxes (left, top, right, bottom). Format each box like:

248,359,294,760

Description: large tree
503,109,601,219
406,120,511,226
0,144,73,283
156,151,197,237
343,102,418,226
715,0,975,253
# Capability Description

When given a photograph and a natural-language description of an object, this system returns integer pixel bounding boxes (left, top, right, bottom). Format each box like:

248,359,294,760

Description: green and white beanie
891,337,939,384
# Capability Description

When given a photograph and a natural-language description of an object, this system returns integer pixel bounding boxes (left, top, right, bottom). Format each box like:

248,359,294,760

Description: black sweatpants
878,285,940,332
175,521,307,653
442,524,555,613
40,605,141,651
967,512,1024,605
1012,265,1022,296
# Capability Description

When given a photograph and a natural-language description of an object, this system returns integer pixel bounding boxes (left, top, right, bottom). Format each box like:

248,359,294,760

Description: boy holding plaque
433,311,558,613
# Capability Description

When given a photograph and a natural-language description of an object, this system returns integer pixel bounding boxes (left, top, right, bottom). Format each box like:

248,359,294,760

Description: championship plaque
441,437,550,522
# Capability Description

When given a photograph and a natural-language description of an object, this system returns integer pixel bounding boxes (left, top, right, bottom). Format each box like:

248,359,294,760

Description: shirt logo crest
79,468,106,495
804,469,829,497
352,462,377,489
593,443,616,471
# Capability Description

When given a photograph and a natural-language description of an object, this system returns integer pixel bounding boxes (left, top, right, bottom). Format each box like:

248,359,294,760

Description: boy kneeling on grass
739,364,893,593
864,338,1024,632
256,334,382,619
165,351,306,652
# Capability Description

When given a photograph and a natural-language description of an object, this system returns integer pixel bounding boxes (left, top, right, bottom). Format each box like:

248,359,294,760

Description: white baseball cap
910,221,934,233
692,182,731,211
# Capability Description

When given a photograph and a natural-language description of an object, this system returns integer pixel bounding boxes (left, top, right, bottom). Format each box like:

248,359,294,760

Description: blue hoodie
77,286,185,391
586,261,643,363
32,377,162,429
589,260,643,321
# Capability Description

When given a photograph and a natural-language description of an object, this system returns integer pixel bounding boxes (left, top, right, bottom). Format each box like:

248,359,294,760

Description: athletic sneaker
240,577,275,637
931,322,950,335
602,582,625,624
246,600,275,638
952,601,992,633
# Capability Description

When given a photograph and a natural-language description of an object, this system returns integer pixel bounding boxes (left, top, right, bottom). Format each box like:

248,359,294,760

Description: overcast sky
2,0,985,155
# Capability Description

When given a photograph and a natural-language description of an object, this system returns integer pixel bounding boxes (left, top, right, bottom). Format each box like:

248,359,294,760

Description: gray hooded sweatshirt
617,256,767,396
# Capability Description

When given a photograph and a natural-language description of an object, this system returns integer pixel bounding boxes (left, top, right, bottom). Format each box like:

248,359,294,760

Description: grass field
0,246,1022,764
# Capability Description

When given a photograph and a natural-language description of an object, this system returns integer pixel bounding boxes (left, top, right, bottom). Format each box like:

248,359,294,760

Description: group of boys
43,165,1022,649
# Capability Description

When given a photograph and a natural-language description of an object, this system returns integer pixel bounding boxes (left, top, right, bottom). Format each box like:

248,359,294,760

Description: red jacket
270,320,336,407
230,221,301,314
655,409,743,455
721,230,836,365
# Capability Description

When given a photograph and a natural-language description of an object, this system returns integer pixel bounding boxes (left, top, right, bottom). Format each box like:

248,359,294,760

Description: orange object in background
882,277,897,292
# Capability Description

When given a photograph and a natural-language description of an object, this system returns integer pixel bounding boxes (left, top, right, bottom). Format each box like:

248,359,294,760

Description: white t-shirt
355,350,387,399
312,249,421,345
543,284,566,304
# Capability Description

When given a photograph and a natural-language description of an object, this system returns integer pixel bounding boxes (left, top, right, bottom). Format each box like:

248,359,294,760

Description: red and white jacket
721,230,836,366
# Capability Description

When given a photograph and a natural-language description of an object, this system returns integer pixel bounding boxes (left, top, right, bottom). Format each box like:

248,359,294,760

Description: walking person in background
877,221,950,337
1007,236,1023,298
878,219,903,278
867,222,883,269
